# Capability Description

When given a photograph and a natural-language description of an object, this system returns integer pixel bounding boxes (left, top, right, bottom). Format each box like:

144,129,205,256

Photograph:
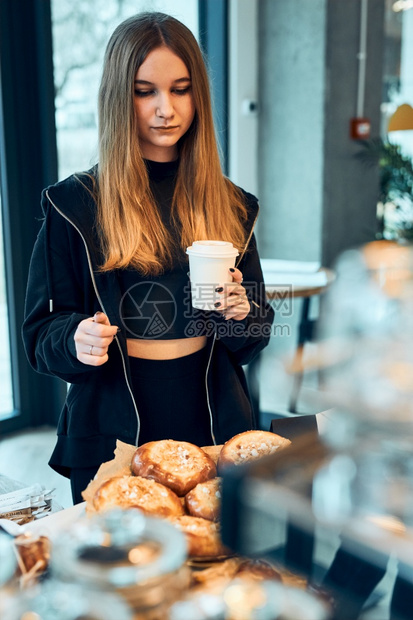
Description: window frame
0,0,66,434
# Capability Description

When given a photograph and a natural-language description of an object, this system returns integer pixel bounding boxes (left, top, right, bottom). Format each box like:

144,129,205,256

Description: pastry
171,515,230,558
217,430,290,471
236,558,282,581
185,477,221,521
131,440,217,496
93,475,184,517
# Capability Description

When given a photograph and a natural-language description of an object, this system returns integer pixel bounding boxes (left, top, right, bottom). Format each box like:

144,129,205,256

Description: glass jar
50,508,190,619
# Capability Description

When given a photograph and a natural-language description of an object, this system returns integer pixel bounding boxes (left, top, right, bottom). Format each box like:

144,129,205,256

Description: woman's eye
134,90,154,97
134,87,191,97
173,87,191,96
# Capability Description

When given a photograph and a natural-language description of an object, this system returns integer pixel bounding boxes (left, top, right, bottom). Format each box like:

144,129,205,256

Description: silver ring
89,345,94,356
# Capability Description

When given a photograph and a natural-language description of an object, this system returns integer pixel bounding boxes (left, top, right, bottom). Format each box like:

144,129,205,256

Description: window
382,0,413,156
379,0,413,240
0,0,66,434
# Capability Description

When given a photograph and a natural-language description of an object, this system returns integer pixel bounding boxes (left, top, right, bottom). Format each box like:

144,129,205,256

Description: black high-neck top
117,160,203,340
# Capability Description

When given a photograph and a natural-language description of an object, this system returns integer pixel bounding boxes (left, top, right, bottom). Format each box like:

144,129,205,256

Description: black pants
128,346,213,446
70,346,213,505
70,466,99,505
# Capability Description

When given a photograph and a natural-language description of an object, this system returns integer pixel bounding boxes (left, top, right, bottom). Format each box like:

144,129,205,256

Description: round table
255,262,336,415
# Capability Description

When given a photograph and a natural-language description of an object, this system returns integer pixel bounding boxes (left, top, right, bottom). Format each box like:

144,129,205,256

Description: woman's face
134,46,195,162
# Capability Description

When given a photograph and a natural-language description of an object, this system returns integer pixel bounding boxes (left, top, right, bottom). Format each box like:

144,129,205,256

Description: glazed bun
93,475,184,517
217,430,290,471
171,515,230,558
236,558,283,581
185,477,221,522
191,557,282,589
131,440,217,496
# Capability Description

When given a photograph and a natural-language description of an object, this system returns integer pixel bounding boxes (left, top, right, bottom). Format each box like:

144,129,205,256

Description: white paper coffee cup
186,240,239,310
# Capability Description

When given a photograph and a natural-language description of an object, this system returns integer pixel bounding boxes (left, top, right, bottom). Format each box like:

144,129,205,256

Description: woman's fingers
229,267,243,283
82,343,107,357
74,313,118,365
213,283,246,310
93,310,111,325
224,292,250,320
77,350,110,367
78,314,117,338
213,270,250,321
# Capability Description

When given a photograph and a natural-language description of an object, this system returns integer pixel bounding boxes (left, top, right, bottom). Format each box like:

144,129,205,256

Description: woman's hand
214,267,250,321
74,311,118,366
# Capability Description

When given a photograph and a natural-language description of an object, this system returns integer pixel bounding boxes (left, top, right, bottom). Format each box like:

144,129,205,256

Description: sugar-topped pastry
131,440,217,496
217,430,290,472
185,477,221,521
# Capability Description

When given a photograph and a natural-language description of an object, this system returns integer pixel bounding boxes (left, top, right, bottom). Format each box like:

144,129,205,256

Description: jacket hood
45,168,101,264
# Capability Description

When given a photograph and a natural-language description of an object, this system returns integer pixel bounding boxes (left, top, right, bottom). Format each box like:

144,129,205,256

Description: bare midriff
127,336,207,360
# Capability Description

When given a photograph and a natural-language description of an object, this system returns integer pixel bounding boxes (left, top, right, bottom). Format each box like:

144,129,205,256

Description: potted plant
357,138,413,241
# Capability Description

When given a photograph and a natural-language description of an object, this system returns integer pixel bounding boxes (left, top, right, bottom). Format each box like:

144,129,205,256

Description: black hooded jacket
22,169,275,478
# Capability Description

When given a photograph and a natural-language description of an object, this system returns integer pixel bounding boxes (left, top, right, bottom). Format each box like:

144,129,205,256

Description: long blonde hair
97,12,248,274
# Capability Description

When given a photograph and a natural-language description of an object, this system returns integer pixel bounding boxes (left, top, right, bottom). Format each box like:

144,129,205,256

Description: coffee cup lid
186,240,239,259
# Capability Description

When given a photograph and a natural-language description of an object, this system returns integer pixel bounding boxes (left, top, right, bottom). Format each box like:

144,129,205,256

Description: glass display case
220,428,413,620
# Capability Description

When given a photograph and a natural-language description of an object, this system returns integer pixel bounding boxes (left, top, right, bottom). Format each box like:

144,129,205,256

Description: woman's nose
156,93,174,119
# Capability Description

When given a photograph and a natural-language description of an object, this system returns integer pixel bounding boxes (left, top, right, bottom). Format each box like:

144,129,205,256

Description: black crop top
117,159,205,340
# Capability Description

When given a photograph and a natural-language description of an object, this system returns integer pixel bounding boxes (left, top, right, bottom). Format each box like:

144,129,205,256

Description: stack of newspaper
0,485,54,525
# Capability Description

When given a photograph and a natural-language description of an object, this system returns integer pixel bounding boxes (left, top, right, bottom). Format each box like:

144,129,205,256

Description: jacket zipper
205,335,217,444
205,211,260,444
45,190,141,445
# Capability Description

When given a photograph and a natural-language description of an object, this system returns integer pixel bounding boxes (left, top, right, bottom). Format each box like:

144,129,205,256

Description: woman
22,12,274,504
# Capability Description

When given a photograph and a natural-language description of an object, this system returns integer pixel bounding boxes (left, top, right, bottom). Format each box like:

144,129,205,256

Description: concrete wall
229,0,259,196
257,0,385,267
322,0,384,266
257,0,327,262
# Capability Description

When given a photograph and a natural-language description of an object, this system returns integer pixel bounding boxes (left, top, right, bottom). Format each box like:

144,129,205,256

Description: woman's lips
152,126,179,130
